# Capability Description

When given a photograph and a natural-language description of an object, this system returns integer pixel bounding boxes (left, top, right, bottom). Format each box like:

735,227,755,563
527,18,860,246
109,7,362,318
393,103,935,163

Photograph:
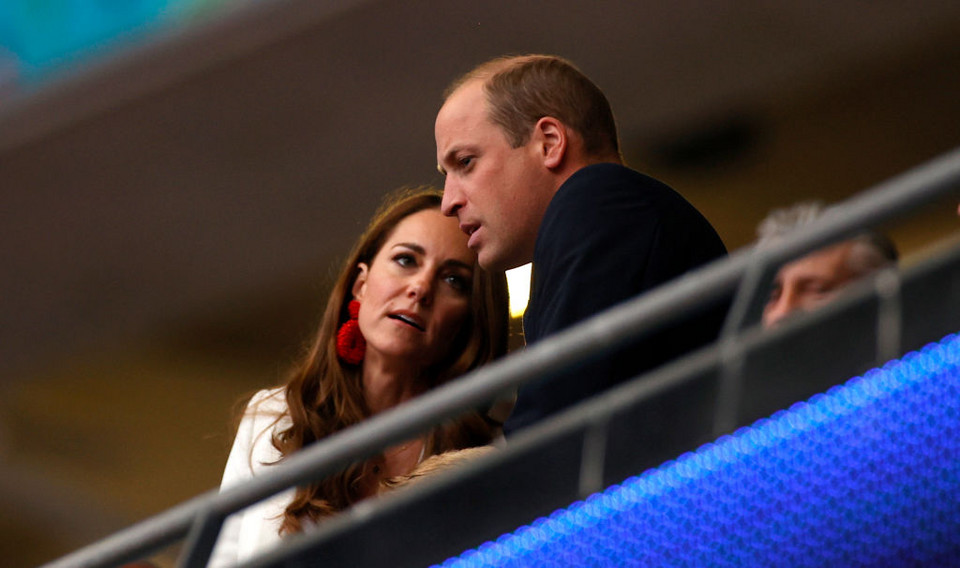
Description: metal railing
41,147,960,568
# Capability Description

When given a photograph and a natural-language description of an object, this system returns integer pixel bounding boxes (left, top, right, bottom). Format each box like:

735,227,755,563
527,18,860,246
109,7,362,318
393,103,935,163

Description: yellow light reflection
506,263,531,318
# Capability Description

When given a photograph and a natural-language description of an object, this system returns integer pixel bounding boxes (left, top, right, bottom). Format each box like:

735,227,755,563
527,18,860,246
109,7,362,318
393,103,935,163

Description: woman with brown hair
210,187,509,565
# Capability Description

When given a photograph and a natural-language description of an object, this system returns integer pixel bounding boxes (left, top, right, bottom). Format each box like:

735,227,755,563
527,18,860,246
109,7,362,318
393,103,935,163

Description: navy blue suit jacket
504,163,728,435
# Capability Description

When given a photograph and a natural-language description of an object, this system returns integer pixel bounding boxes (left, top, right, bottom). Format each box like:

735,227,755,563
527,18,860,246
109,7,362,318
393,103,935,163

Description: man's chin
478,250,526,273
477,248,506,272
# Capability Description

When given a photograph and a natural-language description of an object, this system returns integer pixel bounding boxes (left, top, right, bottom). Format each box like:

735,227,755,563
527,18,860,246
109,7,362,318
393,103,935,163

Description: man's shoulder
543,163,708,231
534,162,725,263
559,161,655,192
552,163,688,212
535,164,664,261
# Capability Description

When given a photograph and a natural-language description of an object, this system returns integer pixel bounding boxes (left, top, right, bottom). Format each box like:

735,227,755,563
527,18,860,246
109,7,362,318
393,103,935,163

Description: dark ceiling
3,0,960,377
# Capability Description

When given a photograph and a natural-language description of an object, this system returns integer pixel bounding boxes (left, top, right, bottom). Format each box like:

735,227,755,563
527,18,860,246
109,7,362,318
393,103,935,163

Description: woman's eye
394,254,416,268
444,274,469,292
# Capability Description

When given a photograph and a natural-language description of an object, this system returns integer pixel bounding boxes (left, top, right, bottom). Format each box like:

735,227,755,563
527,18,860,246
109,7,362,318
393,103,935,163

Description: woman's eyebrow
393,242,425,254
444,259,474,272
393,242,473,271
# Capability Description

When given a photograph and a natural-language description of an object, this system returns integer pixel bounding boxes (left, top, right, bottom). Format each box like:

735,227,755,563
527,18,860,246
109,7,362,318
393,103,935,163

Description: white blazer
209,388,295,567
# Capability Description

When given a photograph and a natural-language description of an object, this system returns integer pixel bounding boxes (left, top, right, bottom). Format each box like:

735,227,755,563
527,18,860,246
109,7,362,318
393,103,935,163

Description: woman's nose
408,275,433,305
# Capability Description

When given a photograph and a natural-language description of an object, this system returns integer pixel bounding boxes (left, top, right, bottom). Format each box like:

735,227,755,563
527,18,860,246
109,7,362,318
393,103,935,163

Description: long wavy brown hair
267,187,509,534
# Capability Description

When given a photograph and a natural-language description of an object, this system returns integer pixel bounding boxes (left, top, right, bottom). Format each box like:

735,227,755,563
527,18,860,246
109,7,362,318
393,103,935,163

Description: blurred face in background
762,241,859,328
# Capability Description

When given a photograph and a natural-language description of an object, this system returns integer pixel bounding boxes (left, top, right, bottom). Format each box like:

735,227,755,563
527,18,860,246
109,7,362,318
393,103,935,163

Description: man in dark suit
435,54,728,435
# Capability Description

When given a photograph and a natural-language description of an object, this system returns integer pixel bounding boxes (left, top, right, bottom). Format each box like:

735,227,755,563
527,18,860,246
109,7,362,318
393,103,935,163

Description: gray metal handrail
41,147,960,568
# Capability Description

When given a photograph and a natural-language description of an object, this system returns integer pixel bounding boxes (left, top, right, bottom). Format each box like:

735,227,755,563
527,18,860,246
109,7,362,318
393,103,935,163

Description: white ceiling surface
2,1,960,378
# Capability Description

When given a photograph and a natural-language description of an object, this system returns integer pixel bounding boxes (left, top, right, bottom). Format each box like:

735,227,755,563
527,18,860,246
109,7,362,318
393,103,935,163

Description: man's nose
440,179,462,217
763,300,788,328
762,290,798,328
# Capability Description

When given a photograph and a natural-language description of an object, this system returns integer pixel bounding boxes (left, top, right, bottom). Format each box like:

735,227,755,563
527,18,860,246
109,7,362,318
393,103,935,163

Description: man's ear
533,116,567,169
351,263,370,301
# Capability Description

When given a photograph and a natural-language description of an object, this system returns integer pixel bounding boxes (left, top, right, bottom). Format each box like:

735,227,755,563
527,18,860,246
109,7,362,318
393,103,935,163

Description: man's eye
803,282,832,296
459,156,474,168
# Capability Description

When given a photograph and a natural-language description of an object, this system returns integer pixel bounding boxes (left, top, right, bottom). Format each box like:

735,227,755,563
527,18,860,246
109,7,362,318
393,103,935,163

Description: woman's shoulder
239,387,292,438
246,387,288,415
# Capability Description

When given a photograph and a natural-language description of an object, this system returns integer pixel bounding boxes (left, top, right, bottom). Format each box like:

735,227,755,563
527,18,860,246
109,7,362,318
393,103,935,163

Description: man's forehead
781,242,854,278
439,81,488,123
436,84,497,162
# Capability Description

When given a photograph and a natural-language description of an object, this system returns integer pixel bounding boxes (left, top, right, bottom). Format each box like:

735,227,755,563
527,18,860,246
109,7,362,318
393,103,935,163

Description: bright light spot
506,263,531,318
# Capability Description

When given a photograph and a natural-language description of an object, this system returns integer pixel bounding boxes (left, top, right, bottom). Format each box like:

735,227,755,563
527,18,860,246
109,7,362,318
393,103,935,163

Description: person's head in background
758,201,898,328
435,54,622,271
278,187,509,533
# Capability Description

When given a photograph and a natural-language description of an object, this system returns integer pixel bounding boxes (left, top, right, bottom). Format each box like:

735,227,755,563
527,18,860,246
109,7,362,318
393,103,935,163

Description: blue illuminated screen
439,332,960,567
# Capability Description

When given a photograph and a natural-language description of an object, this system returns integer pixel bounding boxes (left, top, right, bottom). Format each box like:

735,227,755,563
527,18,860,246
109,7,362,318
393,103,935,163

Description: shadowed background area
1,2,960,565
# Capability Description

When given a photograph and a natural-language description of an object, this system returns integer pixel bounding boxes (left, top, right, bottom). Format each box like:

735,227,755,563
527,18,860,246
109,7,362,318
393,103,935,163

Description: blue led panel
439,332,960,567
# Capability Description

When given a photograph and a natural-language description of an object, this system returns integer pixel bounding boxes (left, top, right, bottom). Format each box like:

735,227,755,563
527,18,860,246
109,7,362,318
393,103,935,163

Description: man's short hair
444,54,621,159
757,201,899,275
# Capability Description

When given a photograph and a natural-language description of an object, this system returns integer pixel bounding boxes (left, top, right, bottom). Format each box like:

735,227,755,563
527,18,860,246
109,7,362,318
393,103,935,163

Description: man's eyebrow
438,145,467,174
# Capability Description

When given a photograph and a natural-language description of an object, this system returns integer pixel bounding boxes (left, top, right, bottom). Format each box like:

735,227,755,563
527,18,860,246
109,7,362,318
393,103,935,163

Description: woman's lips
388,312,425,331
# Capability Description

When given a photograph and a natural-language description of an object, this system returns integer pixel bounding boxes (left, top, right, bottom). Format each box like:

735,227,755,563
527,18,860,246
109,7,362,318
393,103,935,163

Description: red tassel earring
336,300,366,365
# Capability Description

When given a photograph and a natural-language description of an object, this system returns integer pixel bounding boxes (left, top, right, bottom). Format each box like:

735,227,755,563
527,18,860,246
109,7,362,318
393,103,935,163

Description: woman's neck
361,353,428,414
